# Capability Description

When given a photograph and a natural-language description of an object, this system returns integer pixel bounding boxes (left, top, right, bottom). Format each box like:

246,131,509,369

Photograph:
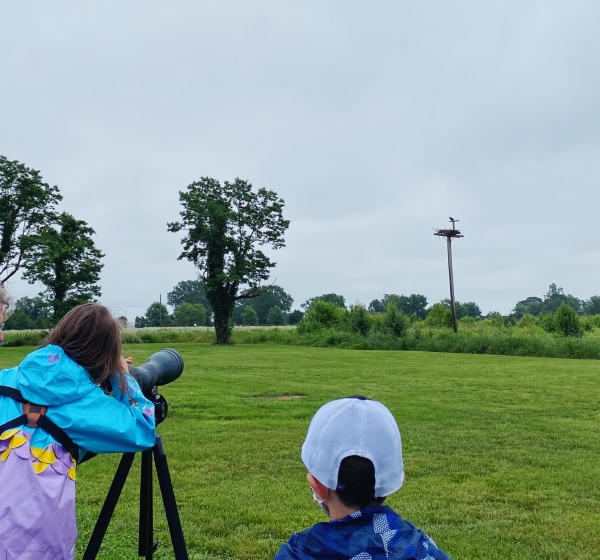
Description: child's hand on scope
120,356,133,373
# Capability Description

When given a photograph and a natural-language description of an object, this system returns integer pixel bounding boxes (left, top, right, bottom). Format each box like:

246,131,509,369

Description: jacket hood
1,345,97,406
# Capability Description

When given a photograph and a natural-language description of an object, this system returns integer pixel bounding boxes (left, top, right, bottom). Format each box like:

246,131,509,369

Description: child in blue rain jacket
0,303,156,560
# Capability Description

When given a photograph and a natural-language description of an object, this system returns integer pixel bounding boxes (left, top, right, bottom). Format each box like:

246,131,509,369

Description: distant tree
584,295,600,315
460,301,481,318
117,316,128,328
234,285,293,325
302,293,346,309
0,156,62,283
349,304,371,336
232,304,245,325
138,302,172,328
381,294,405,311
368,299,384,313
167,280,212,315
443,299,481,319
173,302,207,327
267,305,287,326
555,303,582,337
513,284,583,317
404,294,429,319
287,309,304,325
15,296,51,328
22,212,104,320
3,309,33,330
380,294,428,319
513,297,545,318
256,285,293,323
241,306,259,326
543,284,582,314
168,177,289,344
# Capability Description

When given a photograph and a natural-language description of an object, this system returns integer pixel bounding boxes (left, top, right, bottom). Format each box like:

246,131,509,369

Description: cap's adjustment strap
23,402,48,429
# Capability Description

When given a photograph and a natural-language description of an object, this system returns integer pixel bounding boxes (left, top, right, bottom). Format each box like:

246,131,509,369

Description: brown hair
42,303,124,386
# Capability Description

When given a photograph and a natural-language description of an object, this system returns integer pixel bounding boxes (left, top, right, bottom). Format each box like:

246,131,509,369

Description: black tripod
82,434,188,559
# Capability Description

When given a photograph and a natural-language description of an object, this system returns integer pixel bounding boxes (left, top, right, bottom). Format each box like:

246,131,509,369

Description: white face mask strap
311,488,331,518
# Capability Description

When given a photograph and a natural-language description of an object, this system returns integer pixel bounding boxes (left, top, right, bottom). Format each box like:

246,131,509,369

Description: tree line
0,156,103,328
4,156,600,343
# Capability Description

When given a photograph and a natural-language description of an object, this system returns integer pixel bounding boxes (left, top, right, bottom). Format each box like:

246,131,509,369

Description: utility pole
434,218,464,333
159,293,162,327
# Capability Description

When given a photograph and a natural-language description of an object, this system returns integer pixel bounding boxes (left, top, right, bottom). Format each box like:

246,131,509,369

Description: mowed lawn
1,344,599,559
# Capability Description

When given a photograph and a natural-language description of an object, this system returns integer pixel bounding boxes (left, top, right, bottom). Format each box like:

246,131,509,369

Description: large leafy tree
0,156,62,283
22,212,104,320
168,177,289,344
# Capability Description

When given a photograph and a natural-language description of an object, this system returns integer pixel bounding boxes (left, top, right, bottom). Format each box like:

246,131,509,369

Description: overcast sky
1,1,599,319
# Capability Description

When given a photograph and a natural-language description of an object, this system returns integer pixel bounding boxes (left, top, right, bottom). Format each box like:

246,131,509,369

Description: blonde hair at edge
0,284,12,341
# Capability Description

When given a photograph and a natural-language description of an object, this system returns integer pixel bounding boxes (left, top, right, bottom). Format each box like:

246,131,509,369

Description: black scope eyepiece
128,348,184,394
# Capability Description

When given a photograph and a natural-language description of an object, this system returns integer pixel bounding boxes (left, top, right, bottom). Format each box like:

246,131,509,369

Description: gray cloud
1,0,599,318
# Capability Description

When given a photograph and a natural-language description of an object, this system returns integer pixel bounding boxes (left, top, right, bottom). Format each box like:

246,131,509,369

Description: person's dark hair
42,303,124,386
336,455,386,509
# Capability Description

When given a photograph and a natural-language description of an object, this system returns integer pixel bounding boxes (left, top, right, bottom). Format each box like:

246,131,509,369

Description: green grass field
1,344,599,559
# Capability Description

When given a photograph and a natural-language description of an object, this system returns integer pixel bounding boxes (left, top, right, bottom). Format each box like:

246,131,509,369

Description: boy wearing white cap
274,396,452,560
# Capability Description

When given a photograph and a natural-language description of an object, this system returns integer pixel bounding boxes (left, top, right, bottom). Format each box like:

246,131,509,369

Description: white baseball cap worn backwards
301,396,404,497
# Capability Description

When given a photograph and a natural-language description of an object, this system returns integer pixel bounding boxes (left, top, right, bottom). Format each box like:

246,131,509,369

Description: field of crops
1,344,599,559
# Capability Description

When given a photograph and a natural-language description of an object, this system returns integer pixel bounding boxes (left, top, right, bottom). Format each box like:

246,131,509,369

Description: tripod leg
139,448,158,558
83,452,136,560
153,435,188,560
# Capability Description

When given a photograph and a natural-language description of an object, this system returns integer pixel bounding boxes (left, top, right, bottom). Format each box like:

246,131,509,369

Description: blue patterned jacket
274,505,452,560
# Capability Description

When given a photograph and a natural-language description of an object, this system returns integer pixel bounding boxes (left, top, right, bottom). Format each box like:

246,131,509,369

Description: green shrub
267,306,287,326
518,313,537,328
555,303,582,337
348,304,371,336
425,303,452,328
241,306,259,326
486,312,504,328
173,303,207,327
538,313,557,333
580,315,596,332
459,316,481,324
382,303,409,337
297,300,346,333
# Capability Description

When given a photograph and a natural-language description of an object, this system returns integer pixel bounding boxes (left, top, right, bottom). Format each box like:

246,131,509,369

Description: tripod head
128,348,184,425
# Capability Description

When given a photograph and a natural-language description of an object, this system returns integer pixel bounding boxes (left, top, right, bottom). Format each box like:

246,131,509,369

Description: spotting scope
129,348,184,393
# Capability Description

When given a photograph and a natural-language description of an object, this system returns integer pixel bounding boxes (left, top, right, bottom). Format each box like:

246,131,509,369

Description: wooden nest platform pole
434,217,464,333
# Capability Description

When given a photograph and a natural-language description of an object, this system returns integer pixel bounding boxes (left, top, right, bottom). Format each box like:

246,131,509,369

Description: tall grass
5,322,600,360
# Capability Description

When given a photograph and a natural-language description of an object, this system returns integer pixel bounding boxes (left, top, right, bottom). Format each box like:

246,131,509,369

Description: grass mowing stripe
0,344,598,559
